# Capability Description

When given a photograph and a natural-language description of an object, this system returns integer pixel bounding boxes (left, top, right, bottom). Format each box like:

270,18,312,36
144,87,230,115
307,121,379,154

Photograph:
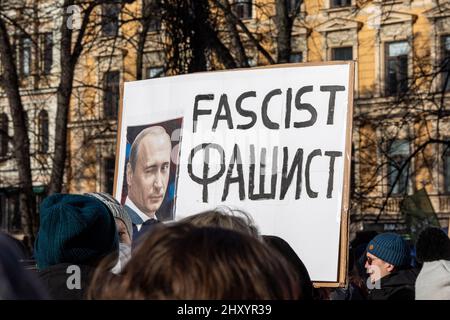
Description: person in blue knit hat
34,194,119,300
365,232,418,300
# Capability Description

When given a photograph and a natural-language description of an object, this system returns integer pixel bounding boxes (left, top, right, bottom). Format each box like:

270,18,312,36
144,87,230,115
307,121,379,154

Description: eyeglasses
366,256,379,265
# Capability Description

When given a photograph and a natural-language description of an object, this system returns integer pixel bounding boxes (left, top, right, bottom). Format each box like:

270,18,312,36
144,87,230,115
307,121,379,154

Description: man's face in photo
127,132,171,217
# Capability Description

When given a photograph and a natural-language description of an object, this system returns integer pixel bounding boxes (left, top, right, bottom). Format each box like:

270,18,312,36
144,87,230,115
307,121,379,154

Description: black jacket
330,283,366,300
368,268,419,300
38,263,96,300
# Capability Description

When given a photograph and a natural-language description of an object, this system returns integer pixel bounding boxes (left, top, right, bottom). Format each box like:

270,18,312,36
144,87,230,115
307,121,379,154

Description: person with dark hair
330,246,368,300
0,233,48,300
180,206,260,238
415,227,450,300
125,126,172,242
90,223,300,299
34,194,119,300
365,233,418,300
181,207,312,299
262,235,314,300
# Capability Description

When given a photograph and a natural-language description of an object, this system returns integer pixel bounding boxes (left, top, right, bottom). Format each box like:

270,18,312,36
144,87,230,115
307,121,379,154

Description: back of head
262,235,313,300
85,192,133,241
0,233,48,299
34,193,119,270
366,232,410,268
180,206,259,238
93,223,299,299
416,227,450,263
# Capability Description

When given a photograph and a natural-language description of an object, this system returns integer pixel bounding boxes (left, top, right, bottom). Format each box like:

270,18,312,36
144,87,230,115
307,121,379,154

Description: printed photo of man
124,126,172,242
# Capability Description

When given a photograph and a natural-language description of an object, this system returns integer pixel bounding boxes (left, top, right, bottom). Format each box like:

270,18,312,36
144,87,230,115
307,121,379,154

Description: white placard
115,63,353,283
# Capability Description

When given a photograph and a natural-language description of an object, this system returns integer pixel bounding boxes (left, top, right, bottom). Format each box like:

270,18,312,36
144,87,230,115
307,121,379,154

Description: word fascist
192,85,346,132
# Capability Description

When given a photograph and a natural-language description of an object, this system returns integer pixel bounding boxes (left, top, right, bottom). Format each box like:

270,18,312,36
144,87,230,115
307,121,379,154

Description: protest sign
114,62,354,286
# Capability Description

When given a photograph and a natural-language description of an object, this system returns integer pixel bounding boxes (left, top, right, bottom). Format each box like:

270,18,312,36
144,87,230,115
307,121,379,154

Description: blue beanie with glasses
366,233,410,267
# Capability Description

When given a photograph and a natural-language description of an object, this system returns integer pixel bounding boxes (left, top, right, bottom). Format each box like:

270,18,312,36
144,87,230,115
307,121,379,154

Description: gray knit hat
85,192,133,240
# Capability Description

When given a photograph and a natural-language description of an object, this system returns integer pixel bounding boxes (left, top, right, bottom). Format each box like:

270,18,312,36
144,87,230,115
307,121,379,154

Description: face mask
111,243,132,275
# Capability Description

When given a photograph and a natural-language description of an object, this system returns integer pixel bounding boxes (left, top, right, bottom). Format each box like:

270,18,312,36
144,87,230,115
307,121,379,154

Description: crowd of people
1,191,450,300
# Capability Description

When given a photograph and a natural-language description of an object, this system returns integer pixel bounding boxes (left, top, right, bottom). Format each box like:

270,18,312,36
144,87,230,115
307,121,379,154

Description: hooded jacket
415,260,450,300
368,268,419,300
0,233,49,300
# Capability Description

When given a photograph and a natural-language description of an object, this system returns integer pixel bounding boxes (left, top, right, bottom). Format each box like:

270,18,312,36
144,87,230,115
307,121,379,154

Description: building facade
0,0,449,236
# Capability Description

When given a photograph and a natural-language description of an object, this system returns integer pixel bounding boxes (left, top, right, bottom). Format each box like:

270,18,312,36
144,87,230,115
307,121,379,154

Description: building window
387,140,410,195
143,0,161,31
0,191,21,233
444,147,450,194
287,0,301,13
0,113,8,158
385,41,409,96
289,52,303,63
146,66,164,79
41,33,53,74
233,0,252,20
103,71,120,119
102,3,120,36
19,36,32,76
330,0,351,8
332,47,353,61
38,110,49,154
441,35,450,92
104,157,116,194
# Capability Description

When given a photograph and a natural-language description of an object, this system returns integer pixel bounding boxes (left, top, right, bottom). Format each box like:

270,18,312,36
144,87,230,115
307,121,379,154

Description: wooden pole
448,217,450,238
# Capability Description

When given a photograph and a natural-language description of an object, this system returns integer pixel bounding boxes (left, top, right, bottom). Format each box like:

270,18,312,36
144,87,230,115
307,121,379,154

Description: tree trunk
189,0,209,73
49,73,73,194
49,0,94,194
136,23,150,80
0,18,36,250
214,0,275,64
220,0,249,68
48,4,74,194
275,0,293,63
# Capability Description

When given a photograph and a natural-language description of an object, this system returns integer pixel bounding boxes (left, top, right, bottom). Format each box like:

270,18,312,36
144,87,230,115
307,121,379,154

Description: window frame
19,35,32,77
146,66,165,79
103,156,116,194
103,71,121,119
289,52,303,63
385,41,410,97
142,0,162,32
330,0,351,9
40,33,53,75
331,46,353,61
443,145,450,195
101,3,121,37
0,113,9,158
386,139,411,196
232,0,253,20
286,0,302,13
441,35,450,92
37,110,49,154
